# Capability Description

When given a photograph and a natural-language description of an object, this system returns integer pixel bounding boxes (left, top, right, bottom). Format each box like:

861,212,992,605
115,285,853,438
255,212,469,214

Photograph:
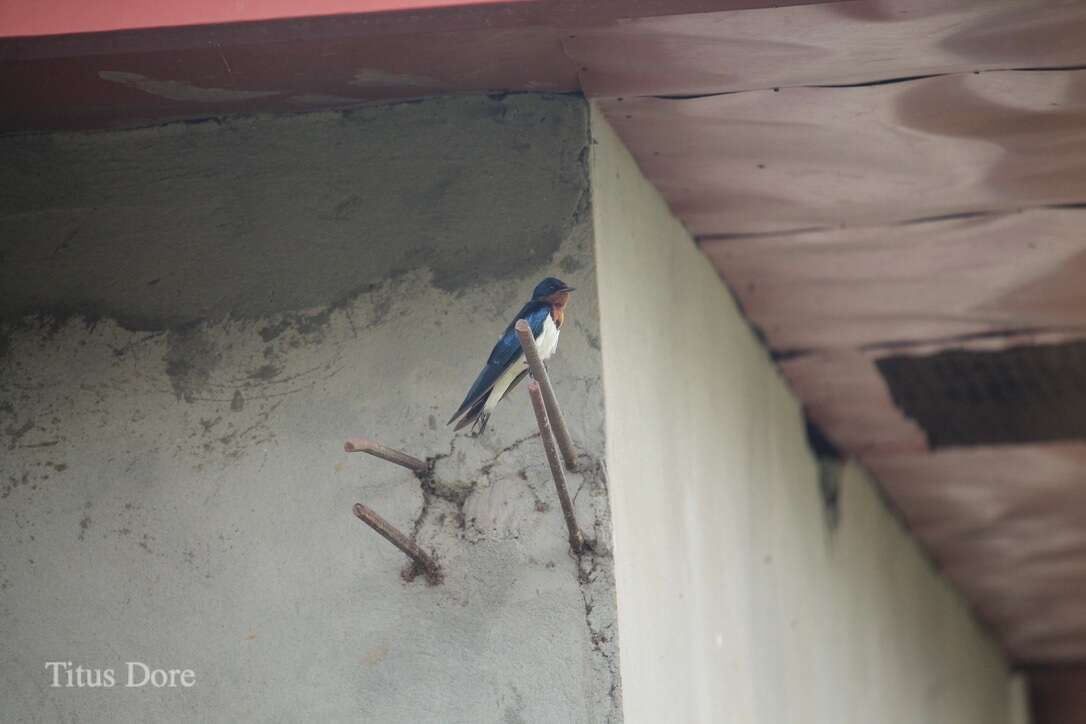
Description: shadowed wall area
0,94,588,328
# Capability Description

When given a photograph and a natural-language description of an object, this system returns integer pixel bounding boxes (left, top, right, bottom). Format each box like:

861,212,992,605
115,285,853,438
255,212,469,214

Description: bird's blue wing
447,303,549,425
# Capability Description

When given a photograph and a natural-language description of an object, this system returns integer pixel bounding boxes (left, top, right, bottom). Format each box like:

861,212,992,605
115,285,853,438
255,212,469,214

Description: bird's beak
561,286,575,293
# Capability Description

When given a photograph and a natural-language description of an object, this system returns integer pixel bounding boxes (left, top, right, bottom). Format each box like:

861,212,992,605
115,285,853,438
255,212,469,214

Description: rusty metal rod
514,319,577,471
352,503,443,582
527,381,585,554
344,438,429,473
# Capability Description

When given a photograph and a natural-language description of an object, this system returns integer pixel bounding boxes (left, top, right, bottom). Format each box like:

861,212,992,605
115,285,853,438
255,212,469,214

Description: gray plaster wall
590,106,1015,724
0,95,619,723
0,95,588,328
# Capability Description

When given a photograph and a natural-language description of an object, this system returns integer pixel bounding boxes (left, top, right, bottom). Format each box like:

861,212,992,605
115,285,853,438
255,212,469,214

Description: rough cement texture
0,97,619,723
0,94,588,328
590,106,1015,724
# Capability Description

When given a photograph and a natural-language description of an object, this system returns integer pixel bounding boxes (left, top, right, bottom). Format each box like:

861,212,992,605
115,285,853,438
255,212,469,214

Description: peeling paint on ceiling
98,71,282,103
876,340,1086,449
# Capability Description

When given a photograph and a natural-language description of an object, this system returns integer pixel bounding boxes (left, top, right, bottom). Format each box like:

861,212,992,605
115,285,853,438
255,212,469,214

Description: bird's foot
469,412,491,437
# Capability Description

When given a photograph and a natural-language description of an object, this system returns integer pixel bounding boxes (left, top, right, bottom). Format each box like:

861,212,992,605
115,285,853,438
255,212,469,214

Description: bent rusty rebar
514,319,577,471
352,503,443,584
344,437,429,473
527,381,585,554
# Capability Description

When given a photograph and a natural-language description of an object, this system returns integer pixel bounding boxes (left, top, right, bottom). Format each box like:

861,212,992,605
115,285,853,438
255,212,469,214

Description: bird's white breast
481,314,561,417
535,314,560,360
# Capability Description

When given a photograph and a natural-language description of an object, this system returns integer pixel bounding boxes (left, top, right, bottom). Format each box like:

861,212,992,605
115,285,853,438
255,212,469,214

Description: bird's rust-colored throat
546,290,572,327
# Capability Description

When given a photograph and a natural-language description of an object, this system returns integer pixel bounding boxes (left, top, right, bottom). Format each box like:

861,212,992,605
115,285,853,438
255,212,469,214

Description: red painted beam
1,1,826,50
0,0,526,39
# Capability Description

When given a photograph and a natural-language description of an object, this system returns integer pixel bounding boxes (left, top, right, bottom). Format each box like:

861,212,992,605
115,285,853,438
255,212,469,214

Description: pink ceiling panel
779,339,1086,661
598,69,1086,235
778,330,1085,454
863,443,1086,661
703,209,1086,351
586,13,1086,667
570,0,1086,97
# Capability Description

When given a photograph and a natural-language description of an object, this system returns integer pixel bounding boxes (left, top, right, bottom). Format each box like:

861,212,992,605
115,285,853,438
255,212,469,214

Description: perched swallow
448,277,575,434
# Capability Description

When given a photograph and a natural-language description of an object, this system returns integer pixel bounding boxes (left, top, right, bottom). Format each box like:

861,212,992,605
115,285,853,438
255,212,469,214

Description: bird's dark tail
453,397,490,434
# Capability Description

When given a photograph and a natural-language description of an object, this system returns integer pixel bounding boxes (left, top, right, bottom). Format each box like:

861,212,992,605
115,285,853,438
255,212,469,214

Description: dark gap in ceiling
696,226,832,243
697,204,1086,244
1010,64,1086,73
859,327,1077,353
650,90,743,100
770,347,814,362
897,209,1000,226
804,416,841,460
876,340,1086,449
813,73,942,88
648,65,1086,104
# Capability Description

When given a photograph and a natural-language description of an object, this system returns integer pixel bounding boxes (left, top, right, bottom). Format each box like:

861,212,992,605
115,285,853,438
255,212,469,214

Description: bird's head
531,277,575,305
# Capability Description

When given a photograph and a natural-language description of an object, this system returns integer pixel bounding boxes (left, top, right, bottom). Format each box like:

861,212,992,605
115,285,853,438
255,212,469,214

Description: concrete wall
1,90,1025,724
0,95,589,327
590,106,1016,724
0,95,620,723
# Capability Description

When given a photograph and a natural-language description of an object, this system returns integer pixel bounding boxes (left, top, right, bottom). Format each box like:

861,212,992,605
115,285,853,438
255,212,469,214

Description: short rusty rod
514,319,577,471
352,503,442,582
527,381,585,554
344,437,428,473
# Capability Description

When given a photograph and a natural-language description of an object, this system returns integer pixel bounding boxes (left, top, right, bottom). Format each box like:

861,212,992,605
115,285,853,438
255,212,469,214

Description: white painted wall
590,106,1016,724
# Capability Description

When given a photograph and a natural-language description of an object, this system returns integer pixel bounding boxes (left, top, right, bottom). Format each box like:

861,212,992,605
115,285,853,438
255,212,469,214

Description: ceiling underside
4,0,1086,675
590,1,1086,665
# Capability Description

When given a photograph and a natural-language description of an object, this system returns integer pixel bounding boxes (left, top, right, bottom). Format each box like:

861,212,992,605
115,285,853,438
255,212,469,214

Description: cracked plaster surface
0,243,619,721
0,98,619,723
